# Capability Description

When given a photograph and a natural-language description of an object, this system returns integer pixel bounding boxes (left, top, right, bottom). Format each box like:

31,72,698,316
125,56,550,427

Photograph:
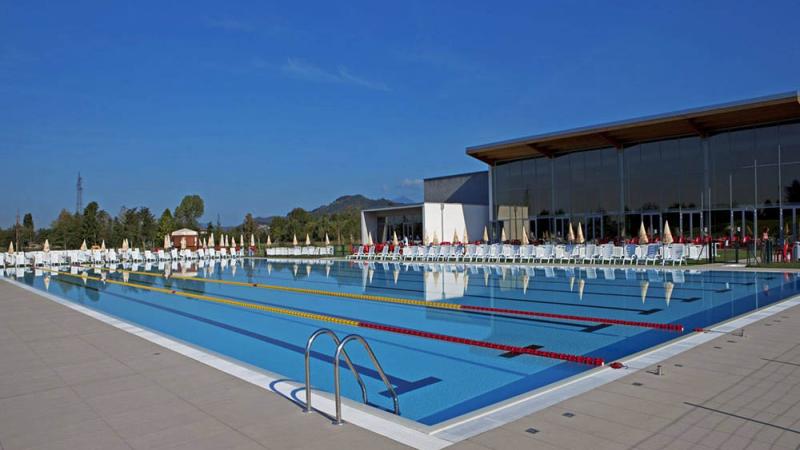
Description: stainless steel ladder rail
304,328,368,413
333,334,400,425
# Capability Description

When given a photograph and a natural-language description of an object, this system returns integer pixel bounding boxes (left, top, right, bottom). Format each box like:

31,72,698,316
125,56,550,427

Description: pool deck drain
2,276,800,449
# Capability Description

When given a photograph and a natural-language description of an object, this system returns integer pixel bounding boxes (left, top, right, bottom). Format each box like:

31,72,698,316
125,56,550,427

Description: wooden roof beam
527,143,556,158
686,118,710,138
598,132,624,149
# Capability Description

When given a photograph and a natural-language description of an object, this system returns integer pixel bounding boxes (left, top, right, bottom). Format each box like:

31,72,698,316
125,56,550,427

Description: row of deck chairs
348,243,705,266
264,246,335,257
1,247,246,268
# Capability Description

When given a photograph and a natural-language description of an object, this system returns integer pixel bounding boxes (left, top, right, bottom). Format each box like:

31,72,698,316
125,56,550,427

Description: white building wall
422,203,489,243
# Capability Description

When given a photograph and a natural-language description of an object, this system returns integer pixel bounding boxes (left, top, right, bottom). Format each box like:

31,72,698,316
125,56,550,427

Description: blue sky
1,1,799,226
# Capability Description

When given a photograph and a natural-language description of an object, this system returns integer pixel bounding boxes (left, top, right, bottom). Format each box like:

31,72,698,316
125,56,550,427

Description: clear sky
1,1,799,227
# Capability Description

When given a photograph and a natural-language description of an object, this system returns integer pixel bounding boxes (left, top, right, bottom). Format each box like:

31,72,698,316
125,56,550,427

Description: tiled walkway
0,281,409,450
2,279,800,449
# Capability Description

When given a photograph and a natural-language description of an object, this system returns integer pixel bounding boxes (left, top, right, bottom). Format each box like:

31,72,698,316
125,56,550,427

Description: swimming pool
6,260,800,425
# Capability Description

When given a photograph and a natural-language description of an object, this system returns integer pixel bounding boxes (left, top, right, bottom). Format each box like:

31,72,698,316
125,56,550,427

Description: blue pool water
7,260,800,425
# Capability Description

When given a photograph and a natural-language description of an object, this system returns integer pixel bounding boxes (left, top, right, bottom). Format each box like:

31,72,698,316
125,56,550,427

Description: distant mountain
310,195,400,216
390,195,417,204
253,216,277,226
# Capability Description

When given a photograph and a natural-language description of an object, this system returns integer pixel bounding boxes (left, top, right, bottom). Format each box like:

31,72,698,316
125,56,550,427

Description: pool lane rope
80,265,683,332
49,268,604,366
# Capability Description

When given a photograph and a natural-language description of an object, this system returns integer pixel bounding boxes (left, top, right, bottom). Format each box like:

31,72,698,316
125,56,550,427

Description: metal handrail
333,334,400,425
304,328,368,413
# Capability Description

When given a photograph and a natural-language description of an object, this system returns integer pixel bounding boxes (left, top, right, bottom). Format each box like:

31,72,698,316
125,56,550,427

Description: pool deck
2,277,800,449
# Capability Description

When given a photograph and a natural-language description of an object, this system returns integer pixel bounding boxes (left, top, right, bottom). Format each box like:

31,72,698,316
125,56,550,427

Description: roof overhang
467,91,800,164
361,203,423,214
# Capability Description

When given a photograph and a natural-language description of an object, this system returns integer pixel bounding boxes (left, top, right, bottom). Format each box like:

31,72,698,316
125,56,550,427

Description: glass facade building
468,93,800,243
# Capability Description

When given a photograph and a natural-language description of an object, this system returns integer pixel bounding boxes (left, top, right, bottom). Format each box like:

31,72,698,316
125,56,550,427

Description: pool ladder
304,328,400,425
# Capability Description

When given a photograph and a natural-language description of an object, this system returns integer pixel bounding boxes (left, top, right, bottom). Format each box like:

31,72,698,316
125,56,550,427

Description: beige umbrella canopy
250,234,255,247
663,220,674,245
432,231,440,245
80,240,88,251
452,229,459,244
638,222,649,244
500,228,507,242
567,222,575,242
324,233,330,246
43,239,50,252
8,241,14,253
522,226,530,245
266,235,272,246
305,234,311,246
101,240,106,251
293,234,298,246
208,233,215,248
240,234,245,248
482,226,489,243
576,222,585,244
423,234,430,246
121,239,127,251
231,237,237,248
392,231,399,247
180,237,187,250
367,232,374,246
463,228,469,243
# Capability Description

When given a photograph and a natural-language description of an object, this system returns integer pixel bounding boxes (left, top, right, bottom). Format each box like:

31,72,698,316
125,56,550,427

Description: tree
22,213,34,247
158,208,175,238
51,209,81,250
81,202,100,244
242,213,257,236
174,195,204,229
786,180,800,203
139,207,157,247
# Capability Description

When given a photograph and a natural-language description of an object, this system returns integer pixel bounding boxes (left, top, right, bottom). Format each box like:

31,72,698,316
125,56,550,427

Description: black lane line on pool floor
123,273,611,332
499,344,544,359
55,277,442,396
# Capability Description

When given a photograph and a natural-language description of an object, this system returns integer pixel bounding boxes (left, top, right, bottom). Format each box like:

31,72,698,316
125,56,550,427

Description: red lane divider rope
359,322,605,366
462,305,684,332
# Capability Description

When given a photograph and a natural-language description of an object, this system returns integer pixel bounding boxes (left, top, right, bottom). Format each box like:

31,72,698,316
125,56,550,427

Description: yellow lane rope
48,268,359,326
82,265,462,311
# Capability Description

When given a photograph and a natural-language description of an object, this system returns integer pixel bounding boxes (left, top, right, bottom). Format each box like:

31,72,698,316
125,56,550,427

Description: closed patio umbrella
8,241,13,253
664,281,674,306
423,234,430,246
452,229,459,244
463,228,469,243
208,233,215,248
522,227,529,245
663,220,674,245
638,222,649,244
482,226,489,243
392,231,399,247
325,233,330,246
43,239,50,252
101,240,106,251
232,237,237,248
240,234,245,249
367,232,374,246
121,239,128,251
433,231,439,245
266,235,272,246
576,222,585,244
250,234,255,247
500,228,506,243
293,234,298,246
80,240,88,251
305,234,311,246
567,222,575,243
